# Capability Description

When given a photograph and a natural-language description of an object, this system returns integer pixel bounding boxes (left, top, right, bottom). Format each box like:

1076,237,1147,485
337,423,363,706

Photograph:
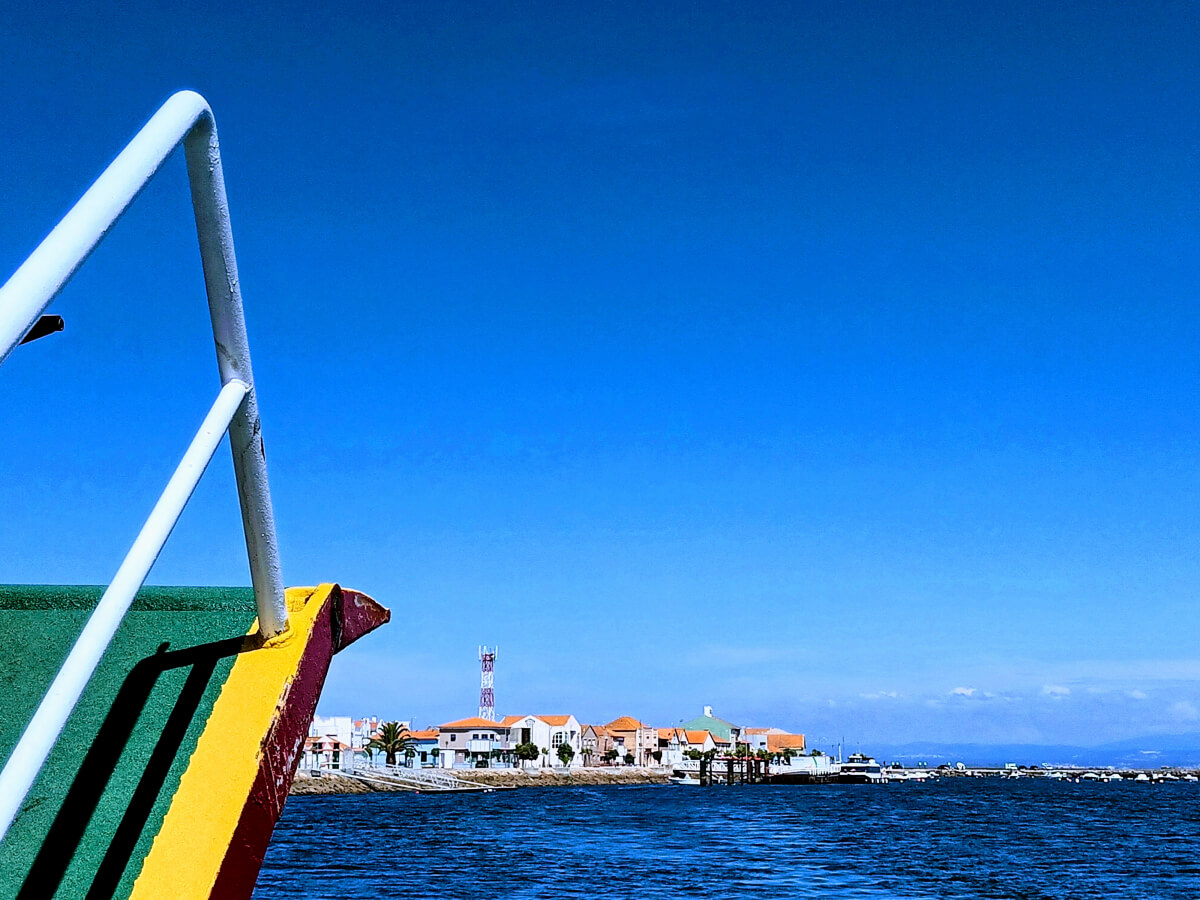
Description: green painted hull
0,586,257,900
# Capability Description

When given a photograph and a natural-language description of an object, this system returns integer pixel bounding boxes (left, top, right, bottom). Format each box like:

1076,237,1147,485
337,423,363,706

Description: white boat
670,759,702,785
837,754,889,784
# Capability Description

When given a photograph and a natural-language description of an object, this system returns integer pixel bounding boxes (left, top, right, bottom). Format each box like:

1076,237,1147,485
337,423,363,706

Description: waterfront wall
290,766,670,795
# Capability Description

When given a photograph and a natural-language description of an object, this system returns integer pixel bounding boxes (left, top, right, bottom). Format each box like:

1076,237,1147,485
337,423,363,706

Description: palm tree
366,721,414,766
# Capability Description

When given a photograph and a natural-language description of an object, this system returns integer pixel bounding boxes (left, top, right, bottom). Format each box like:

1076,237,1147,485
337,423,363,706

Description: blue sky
2,1,1199,748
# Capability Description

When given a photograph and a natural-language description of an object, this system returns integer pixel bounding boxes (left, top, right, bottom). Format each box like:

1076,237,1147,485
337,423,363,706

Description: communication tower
478,645,497,720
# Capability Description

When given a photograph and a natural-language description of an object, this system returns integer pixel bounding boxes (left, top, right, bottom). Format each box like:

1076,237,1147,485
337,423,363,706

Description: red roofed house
766,732,806,755
407,728,441,767
605,716,658,766
302,735,352,772
581,724,614,765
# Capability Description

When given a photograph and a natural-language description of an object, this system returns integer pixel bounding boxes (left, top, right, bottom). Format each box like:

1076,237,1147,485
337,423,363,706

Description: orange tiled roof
439,716,505,729
684,730,712,745
305,736,350,750
583,724,609,736
499,714,574,727
767,733,806,752
605,716,646,732
408,729,439,740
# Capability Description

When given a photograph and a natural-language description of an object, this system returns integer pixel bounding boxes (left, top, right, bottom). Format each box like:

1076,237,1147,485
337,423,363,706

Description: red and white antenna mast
478,645,497,720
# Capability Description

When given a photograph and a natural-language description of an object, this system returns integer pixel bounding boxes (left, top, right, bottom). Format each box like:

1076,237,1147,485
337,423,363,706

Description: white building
301,735,353,772
743,727,788,753
437,717,509,768
310,715,409,770
501,714,583,767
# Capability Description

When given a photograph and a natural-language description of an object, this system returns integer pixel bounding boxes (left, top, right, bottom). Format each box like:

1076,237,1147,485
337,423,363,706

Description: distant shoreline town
302,705,807,773
298,706,1200,794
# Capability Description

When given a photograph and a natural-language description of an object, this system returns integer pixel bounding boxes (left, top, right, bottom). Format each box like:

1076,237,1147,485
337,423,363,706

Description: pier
698,755,771,786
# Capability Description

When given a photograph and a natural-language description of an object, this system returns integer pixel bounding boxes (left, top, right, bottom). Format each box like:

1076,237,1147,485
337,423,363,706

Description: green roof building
680,706,741,742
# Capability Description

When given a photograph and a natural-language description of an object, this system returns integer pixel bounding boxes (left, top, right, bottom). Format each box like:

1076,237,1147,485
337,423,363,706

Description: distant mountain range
865,733,1200,768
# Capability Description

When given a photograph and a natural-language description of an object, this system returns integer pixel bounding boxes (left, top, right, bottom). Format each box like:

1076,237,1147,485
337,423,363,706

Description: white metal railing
372,764,477,790
0,91,286,843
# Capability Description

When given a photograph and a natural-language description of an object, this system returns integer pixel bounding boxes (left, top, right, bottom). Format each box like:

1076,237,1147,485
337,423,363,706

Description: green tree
603,748,619,764
652,749,663,764
514,741,541,767
624,752,635,765
366,722,414,767
556,743,576,767
685,749,702,761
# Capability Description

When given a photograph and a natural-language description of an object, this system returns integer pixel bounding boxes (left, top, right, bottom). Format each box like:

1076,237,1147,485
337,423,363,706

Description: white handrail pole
0,91,209,364
0,90,288,637
183,112,288,639
0,379,249,843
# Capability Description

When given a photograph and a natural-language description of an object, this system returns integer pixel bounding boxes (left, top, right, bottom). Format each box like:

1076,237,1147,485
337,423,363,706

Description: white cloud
1041,684,1071,698
1169,701,1198,722
949,687,976,696
859,690,900,700
1125,689,1148,700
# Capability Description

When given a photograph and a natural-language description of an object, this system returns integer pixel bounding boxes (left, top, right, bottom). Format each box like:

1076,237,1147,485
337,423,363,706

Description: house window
551,732,565,748
450,734,457,743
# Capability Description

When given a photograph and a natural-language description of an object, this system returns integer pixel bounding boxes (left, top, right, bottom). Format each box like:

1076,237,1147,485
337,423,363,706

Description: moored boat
837,753,889,784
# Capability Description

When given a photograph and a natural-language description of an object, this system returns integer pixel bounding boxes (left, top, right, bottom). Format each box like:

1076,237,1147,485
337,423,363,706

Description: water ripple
254,780,1200,899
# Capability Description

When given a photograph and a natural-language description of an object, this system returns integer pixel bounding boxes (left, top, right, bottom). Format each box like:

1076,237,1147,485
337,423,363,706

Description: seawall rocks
289,767,670,795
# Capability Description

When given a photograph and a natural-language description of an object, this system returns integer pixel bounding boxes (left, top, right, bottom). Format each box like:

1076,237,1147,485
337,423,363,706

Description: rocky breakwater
289,767,670,795
453,767,669,788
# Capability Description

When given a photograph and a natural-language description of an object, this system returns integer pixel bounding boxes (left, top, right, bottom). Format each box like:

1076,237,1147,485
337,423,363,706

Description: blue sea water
254,780,1200,899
